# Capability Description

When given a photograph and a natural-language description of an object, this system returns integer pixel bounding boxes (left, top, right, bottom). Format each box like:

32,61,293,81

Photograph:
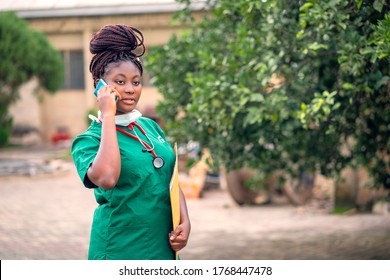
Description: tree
146,0,390,204
0,12,64,146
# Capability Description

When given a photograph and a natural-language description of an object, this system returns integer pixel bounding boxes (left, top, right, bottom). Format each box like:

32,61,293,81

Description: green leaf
342,83,355,90
356,0,363,9
307,42,329,51
296,30,305,39
332,103,341,110
373,0,384,12
250,94,265,102
300,3,313,12
300,19,307,28
338,22,347,30
375,76,390,90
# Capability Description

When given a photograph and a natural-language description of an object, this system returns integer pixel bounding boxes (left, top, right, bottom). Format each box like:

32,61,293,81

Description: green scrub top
72,117,176,260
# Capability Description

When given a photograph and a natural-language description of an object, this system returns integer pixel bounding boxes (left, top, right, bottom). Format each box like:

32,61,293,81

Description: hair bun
89,24,145,57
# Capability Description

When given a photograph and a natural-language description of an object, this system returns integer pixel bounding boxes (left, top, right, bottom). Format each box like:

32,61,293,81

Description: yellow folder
169,142,180,260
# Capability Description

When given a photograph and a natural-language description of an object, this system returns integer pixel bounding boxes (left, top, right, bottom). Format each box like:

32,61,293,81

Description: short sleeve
71,134,100,189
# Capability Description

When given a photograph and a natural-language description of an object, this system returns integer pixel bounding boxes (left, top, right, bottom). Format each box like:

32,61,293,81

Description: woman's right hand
97,85,121,117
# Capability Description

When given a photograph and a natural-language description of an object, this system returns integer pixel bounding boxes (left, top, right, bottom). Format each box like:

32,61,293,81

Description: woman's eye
116,80,125,85
133,81,141,86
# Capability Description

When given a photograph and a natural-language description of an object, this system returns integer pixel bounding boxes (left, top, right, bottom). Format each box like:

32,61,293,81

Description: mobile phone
93,79,118,102
93,79,107,97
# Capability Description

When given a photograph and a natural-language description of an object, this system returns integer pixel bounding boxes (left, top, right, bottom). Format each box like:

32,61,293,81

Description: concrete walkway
1,147,390,260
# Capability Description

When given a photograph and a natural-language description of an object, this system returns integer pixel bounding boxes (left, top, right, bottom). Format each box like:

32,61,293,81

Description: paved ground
1,147,390,260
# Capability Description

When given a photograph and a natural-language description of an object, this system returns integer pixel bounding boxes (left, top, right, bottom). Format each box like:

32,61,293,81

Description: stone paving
1,147,390,260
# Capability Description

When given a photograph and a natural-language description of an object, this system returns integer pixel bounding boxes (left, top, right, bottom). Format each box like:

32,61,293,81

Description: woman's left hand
169,221,191,252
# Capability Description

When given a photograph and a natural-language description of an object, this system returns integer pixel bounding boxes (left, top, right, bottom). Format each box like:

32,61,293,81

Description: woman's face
103,60,142,115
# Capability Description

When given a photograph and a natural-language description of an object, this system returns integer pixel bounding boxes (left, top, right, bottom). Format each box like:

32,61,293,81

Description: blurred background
0,0,389,260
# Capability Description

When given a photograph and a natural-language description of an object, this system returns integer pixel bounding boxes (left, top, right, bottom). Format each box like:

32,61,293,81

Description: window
61,50,85,89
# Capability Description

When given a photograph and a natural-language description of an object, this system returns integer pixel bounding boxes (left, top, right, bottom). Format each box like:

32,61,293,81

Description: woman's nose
125,84,135,94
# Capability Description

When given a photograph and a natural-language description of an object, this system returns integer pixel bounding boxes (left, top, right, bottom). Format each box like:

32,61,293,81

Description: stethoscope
115,122,165,169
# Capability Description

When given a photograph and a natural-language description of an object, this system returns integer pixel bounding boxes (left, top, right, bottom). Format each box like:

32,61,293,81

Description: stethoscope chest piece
153,156,165,169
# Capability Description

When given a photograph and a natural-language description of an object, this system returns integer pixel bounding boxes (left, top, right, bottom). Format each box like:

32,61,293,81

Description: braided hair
89,24,145,86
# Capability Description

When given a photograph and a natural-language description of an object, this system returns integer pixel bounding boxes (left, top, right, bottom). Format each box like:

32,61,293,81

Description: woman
72,24,190,260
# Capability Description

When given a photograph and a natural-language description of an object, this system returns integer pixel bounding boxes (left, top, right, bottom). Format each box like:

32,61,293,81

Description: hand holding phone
94,79,118,102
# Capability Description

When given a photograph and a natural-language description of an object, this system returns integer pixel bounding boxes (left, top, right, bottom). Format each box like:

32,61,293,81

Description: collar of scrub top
90,110,164,169
88,109,142,126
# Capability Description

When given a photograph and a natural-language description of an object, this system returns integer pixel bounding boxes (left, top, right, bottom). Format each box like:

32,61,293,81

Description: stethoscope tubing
116,122,158,159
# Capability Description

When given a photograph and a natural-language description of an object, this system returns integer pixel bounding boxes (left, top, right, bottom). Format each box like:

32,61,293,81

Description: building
0,0,207,144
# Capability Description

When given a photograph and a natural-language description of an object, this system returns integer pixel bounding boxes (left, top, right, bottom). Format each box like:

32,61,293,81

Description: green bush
0,11,63,147
146,0,390,189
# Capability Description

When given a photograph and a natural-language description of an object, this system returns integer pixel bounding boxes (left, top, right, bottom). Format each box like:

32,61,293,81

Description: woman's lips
121,98,135,105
